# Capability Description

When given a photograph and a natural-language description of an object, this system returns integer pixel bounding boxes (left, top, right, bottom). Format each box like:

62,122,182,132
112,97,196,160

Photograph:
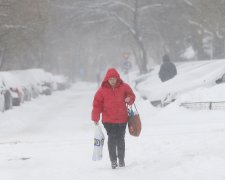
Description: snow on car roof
137,59,225,102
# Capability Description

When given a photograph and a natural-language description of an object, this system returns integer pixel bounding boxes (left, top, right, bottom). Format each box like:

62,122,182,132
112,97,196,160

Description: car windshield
222,74,225,82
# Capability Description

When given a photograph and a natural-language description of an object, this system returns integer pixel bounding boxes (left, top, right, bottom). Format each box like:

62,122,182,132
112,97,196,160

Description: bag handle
127,103,139,114
133,103,138,114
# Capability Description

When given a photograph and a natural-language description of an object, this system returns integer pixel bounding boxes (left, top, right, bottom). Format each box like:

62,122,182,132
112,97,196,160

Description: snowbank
137,59,225,104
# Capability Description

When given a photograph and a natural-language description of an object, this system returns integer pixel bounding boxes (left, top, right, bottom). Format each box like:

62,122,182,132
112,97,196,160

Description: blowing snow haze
0,1,225,82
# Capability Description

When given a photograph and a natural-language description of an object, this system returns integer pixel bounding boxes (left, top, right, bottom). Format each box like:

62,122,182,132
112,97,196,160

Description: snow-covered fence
180,101,225,110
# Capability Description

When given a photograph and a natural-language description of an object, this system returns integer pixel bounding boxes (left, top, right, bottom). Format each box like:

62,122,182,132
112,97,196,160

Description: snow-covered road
0,82,225,180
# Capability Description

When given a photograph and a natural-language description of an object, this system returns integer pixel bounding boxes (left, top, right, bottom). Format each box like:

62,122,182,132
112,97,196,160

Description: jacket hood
101,68,123,87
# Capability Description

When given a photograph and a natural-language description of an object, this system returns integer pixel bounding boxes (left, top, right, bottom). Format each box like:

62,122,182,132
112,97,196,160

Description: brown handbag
127,104,141,137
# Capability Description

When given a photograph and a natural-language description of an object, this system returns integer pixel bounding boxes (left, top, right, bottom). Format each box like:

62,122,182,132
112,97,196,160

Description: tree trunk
132,0,148,74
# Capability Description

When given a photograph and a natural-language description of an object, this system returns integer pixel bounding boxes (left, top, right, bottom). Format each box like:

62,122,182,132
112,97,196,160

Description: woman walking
91,68,135,169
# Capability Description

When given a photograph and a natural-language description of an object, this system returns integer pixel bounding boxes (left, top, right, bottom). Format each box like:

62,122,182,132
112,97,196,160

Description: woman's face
108,77,117,87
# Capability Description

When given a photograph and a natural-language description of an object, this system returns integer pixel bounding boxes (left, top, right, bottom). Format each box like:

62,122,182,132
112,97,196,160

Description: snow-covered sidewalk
0,82,225,180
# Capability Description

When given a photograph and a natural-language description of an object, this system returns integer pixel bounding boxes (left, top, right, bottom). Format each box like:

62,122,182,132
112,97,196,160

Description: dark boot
119,159,125,167
111,161,118,169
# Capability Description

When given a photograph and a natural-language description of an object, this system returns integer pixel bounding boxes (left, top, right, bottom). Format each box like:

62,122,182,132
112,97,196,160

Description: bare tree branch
109,0,135,12
139,3,163,12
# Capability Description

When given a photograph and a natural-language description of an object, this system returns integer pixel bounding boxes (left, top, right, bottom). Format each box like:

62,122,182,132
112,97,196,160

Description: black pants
103,122,127,162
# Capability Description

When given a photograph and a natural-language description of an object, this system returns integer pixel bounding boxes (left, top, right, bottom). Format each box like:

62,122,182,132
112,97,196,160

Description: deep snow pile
136,59,225,102
0,81,225,180
177,83,225,102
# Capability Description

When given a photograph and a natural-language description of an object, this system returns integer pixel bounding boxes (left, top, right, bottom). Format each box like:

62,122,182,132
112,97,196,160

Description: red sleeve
124,84,135,105
91,88,103,122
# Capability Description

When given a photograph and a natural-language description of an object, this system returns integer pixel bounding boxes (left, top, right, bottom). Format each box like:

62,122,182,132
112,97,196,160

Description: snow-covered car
53,75,70,91
30,84,40,98
0,80,5,112
21,86,32,101
10,70,37,101
215,73,225,84
40,81,53,95
0,71,24,106
137,59,225,107
4,88,13,110
25,69,55,95
0,94,4,112
9,87,23,106
0,78,13,111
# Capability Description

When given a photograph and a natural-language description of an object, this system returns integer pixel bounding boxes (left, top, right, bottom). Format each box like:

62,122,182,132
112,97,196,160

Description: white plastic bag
92,124,105,161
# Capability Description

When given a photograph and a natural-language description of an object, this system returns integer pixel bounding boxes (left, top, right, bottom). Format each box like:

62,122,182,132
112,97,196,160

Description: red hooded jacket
92,68,135,124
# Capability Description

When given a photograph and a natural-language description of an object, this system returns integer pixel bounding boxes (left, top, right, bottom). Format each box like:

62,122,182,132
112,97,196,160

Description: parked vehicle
0,80,5,112
40,81,53,95
22,86,32,101
30,84,40,98
137,60,225,107
0,71,26,106
53,75,70,91
0,68,69,111
215,73,225,84
10,87,22,106
0,94,4,112
0,79,13,111
4,88,13,110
